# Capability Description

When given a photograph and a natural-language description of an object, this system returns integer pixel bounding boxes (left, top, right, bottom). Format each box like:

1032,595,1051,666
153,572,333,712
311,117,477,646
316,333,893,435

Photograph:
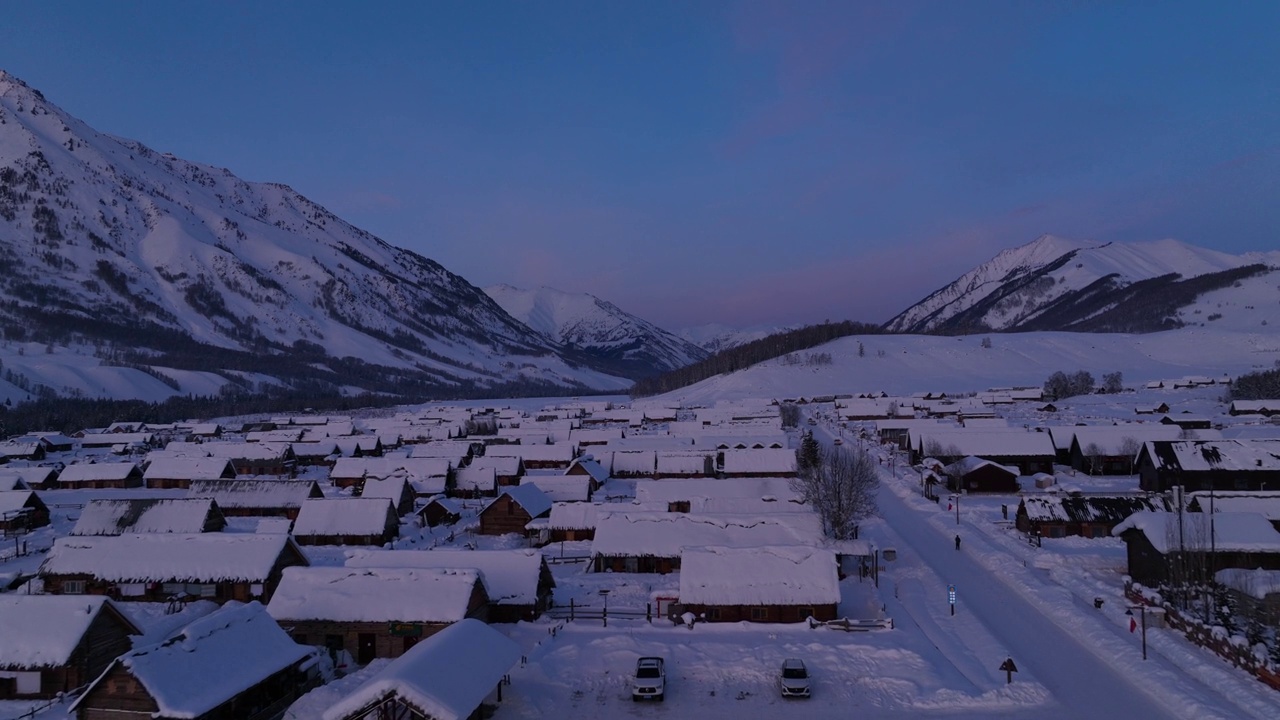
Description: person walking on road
954,534,961,550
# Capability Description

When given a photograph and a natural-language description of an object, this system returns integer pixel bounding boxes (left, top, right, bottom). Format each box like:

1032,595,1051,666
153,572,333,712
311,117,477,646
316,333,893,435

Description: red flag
948,503,953,511
1129,618,1137,633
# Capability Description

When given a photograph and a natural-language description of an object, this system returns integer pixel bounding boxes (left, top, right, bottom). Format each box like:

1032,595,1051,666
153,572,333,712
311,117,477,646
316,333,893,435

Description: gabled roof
321,619,520,720
1071,425,1207,457
56,462,142,483
73,602,312,718
188,479,322,509
565,455,609,484
1113,511,1280,554
916,429,1056,457
268,566,482,623
547,502,599,530
71,498,224,536
485,484,553,519
144,457,236,481
345,549,550,605
0,596,140,668
524,475,591,502
591,512,822,558
292,498,396,537
944,456,1018,477
41,533,306,582
679,546,840,606
1020,495,1170,524
721,448,797,475
1142,439,1280,473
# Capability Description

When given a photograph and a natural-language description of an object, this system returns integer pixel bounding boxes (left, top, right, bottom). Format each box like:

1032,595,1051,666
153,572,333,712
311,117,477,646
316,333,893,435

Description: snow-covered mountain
0,70,629,399
484,284,706,378
678,323,791,354
885,235,1280,334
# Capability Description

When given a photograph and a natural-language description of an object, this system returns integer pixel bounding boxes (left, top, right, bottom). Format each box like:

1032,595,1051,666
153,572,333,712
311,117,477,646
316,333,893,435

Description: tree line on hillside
1231,366,1280,401
630,321,882,397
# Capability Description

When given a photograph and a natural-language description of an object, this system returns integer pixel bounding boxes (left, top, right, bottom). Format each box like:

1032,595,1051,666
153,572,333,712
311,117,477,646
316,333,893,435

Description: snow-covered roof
486,484,553,519
292,498,395,537
0,489,42,515
469,455,521,476
565,455,609,484
524,475,591,502
41,533,304,582
0,596,139,668
408,442,472,461
679,546,840,606
634,477,802,504
1187,491,1280,521
1215,568,1280,599
321,618,519,720
267,567,481,623
485,443,574,463
0,467,54,489
721,448,797,475
145,457,236,481
943,456,1018,478
188,479,321,509
547,502,599,530
360,475,410,503
655,452,712,475
331,457,450,481
1019,495,1169,524
610,450,656,475
55,462,140,483
73,602,312,718
71,498,222,536
1113,511,1280,554
1072,425,1205,456
345,549,548,605
916,429,1056,457
454,466,495,492
592,512,822,558
1143,439,1280,473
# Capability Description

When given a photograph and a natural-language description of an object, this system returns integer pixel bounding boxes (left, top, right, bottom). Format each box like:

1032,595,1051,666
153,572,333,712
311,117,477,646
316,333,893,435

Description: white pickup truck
632,656,666,701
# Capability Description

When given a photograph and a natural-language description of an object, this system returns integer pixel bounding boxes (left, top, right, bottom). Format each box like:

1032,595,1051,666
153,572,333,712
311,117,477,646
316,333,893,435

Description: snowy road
875,483,1180,719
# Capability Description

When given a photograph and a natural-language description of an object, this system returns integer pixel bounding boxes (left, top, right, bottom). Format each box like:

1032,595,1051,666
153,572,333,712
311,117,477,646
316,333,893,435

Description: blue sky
3,1,1277,329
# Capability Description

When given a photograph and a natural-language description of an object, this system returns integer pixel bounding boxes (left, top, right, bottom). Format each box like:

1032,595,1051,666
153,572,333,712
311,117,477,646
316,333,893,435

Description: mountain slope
0,70,628,398
484,284,707,378
677,323,790,354
885,235,1280,334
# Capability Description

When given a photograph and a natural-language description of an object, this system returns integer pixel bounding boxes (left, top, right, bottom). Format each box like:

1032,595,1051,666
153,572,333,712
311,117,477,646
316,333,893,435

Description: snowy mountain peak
885,235,1279,334
485,284,707,378
0,70,629,400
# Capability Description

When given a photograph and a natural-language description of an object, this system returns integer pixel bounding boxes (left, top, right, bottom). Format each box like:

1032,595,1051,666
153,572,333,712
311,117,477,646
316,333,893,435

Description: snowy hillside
0,70,628,399
484,284,706,378
657,328,1280,404
885,234,1280,334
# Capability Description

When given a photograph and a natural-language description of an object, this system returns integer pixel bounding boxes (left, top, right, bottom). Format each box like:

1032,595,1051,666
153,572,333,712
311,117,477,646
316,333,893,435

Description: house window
161,583,185,596
796,606,813,619
63,580,85,594
750,607,768,621
324,634,345,653
1047,526,1066,538
706,608,721,621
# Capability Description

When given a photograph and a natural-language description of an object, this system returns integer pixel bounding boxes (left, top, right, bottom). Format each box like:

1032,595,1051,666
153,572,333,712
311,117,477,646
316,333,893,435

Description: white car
632,656,665,701
779,658,811,698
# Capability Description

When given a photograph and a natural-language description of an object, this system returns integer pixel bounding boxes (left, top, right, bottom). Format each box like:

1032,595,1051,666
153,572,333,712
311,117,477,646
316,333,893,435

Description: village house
291,498,400,546
70,602,320,720
0,489,50,533
1069,425,1201,475
477,484,552,537
416,497,462,528
187,479,324,520
53,462,145,489
655,451,715,478
547,502,599,542
523,474,592,503
943,456,1020,493
609,450,656,478
0,595,140,699
485,442,575,470
1230,400,1280,417
345,548,555,623
290,440,339,467
1136,439,1280,492
144,457,236,489
0,467,56,491
676,546,840,623
39,532,308,604
0,440,46,462
468,455,524,488
1186,491,1280,531
1016,494,1171,539
564,455,609,492
78,432,155,452
70,498,227,536
317,619,520,720
912,429,1056,475
267,566,488,664
1113,511,1280,587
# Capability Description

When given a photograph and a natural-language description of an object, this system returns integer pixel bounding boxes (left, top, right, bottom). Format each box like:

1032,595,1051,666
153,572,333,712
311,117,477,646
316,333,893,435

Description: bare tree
1084,442,1105,475
790,445,879,540
1119,436,1142,474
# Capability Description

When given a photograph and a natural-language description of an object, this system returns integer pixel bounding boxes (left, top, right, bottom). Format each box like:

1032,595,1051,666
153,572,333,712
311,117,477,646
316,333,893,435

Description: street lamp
1125,606,1148,660
599,589,610,628
950,493,960,525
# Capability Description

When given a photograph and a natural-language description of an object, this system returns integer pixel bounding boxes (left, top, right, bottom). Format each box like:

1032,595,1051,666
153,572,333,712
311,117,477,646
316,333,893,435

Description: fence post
647,603,652,624
570,598,574,622
603,605,608,628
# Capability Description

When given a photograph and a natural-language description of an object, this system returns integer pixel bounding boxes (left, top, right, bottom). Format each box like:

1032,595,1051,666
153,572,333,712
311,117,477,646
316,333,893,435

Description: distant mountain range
885,235,1280,334
677,323,791,354
484,284,706,378
0,69,631,399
